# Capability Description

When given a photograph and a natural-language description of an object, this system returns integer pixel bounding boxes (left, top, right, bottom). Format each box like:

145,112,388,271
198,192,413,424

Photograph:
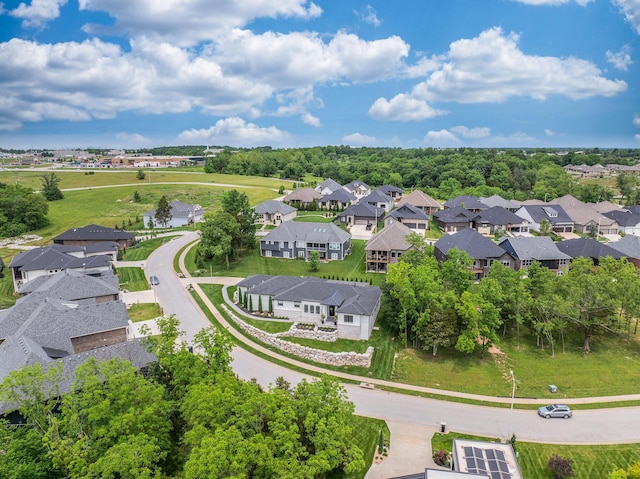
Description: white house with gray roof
260,222,351,261
254,200,297,226
143,200,204,228
315,178,342,196
236,275,382,339
498,236,571,275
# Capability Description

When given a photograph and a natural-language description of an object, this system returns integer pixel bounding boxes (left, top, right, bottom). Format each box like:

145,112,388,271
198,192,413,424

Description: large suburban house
498,236,571,275
386,203,430,233
315,178,342,196
471,206,530,236
318,188,356,211
480,195,521,212
143,200,204,228
397,190,441,215
283,188,323,208
549,195,618,235
514,205,574,235
53,224,135,250
432,206,476,233
434,228,515,280
260,222,351,261
609,235,640,267
337,203,385,227
236,275,382,340
0,271,138,384
556,237,625,265
361,189,395,213
342,180,371,200
365,221,414,273
377,184,404,201
443,195,488,213
8,244,115,291
254,200,297,226
602,209,640,236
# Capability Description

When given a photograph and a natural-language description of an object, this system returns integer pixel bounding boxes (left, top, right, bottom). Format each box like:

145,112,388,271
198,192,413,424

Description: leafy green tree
40,173,64,201
154,195,172,228
0,419,61,479
221,189,258,253
0,255,5,278
547,454,575,479
440,248,474,297
197,211,239,269
133,190,142,202
386,261,416,348
309,250,320,272
0,183,49,238
539,219,552,236
136,169,146,180
416,291,457,356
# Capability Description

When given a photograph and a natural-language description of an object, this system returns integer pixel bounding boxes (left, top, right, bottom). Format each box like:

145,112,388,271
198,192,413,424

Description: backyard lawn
117,267,149,292
122,235,178,261
293,211,337,223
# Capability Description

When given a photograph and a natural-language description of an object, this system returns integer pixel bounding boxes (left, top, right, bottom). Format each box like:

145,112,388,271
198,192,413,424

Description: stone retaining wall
221,305,373,368
274,324,338,342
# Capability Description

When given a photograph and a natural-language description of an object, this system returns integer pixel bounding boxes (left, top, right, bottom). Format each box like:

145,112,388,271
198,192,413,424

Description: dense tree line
0,183,49,238
0,317,364,479
382,236,640,357
199,146,640,203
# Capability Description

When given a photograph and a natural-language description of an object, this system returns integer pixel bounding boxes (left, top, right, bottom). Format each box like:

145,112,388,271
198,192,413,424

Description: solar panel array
463,446,512,479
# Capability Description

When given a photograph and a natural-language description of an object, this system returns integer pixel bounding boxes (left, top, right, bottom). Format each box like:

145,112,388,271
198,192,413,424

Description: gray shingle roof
472,206,525,226
434,228,508,260
237,275,381,317
432,206,476,223
338,203,385,220
602,209,640,227
516,204,573,226
556,238,624,260
261,221,351,244
317,178,342,193
479,195,521,210
366,221,414,252
283,188,323,202
608,235,640,259
144,200,204,219
362,190,394,205
343,180,370,192
498,236,571,261
388,203,430,221
18,270,119,298
53,224,134,242
443,195,488,210
254,200,297,215
377,185,404,195
319,188,356,203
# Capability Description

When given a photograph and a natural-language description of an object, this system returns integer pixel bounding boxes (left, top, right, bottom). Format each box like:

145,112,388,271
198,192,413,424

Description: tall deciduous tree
40,173,64,201
197,211,239,269
387,261,416,349
154,195,172,228
0,183,49,238
221,189,258,253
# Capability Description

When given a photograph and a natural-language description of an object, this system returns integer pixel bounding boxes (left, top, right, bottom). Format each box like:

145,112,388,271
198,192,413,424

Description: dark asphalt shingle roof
377,185,404,195
602,209,640,227
254,200,297,215
362,190,394,205
443,195,488,210
53,224,134,242
18,270,119,298
516,204,573,226
608,235,640,259
473,206,526,226
319,188,356,203
338,203,385,220
317,178,342,193
388,203,430,221
261,221,351,244
556,238,624,260
432,206,476,224
434,228,508,260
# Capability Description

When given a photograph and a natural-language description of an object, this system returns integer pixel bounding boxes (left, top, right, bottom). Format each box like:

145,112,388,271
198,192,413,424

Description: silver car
538,404,572,419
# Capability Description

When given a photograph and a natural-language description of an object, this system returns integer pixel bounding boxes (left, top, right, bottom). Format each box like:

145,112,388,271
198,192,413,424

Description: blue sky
0,0,639,149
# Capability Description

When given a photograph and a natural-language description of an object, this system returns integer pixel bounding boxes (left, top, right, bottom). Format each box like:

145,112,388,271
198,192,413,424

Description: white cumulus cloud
369,94,446,121
9,0,68,28
606,45,633,71
612,0,640,35
450,126,491,139
343,132,377,146
423,129,461,146
634,114,640,127
354,5,381,26
301,113,321,127
177,117,290,146
371,27,626,121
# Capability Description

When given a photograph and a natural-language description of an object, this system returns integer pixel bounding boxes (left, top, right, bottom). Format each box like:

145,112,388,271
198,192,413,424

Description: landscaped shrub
548,454,575,479
296,323,315,331
433,449,450,467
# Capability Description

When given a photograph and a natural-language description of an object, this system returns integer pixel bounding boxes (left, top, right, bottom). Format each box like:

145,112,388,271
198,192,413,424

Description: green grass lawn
184,239,385,287
294,211,337,223
128,303,162,322
279,336,372,354
117,267,149,292
25,183,277,244
393,328,640,399
122,236,178,261
0,169,291,191
242,317,293,334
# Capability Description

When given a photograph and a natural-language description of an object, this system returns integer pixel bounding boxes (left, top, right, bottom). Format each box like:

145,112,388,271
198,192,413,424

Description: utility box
440,422,447,433
548,384,558,393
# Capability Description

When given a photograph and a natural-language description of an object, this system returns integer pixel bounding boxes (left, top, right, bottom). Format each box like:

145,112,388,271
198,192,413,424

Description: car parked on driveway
538,404,572,419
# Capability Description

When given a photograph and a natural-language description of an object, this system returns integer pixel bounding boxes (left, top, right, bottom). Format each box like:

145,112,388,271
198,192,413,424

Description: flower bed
296,322,316,331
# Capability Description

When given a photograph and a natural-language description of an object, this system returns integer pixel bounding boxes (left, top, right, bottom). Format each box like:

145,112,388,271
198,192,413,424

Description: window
522,259,532,267
391,251,396,258
304,305,309,313
315,305,320,314
298,250,305,258
283,251,290,258
344,315,354,323
329,242,340,250
501,260,510,267
277,300,283,306
296,240,305,248
264,250,272,257
294,301,300,308
331,253,338,260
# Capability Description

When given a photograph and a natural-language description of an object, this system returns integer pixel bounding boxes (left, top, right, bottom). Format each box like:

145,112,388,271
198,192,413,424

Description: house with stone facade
283,188,323,208
236,275,382,340
397,190,441,215
514,204,574,235
315,178,342,196
318,188,356,211
471,206,530,236
432,206,476,233
254,200,297,226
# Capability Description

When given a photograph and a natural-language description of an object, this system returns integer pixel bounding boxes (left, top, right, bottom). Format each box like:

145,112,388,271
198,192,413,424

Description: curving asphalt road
145,232,640,444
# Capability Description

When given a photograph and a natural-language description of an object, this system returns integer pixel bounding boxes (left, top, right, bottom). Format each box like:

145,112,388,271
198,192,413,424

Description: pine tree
258,295,263,313
268,296,273,314
155,196,172,228
249,295,253,312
